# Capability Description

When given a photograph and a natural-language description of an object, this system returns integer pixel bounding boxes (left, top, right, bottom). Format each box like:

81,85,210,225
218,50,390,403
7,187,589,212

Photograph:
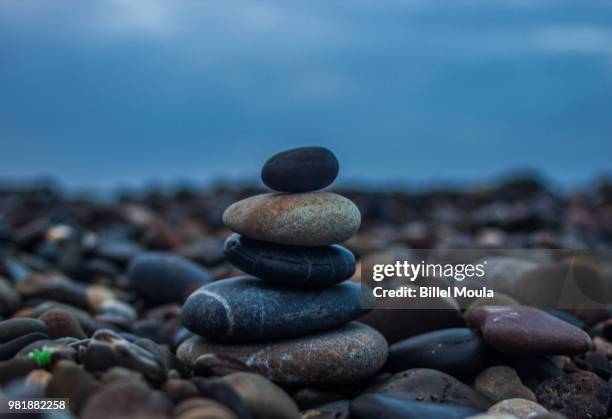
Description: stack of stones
178,147,388,388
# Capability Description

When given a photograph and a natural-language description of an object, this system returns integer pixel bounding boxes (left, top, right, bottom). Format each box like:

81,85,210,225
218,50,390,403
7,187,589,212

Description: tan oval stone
222,192,361,246
177,322,387,387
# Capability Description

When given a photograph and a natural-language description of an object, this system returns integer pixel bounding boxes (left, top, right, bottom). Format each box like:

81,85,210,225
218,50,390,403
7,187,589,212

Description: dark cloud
0,1,611,189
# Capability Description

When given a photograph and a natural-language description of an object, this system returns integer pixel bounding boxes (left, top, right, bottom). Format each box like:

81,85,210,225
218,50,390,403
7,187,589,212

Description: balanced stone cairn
178,146,388,387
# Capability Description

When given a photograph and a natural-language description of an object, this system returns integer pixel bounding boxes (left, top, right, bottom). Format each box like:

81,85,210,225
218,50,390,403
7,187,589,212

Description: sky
1,0,611,191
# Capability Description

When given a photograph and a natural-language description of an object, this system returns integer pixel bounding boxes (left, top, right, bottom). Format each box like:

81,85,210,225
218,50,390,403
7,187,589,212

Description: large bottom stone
177,322,387,388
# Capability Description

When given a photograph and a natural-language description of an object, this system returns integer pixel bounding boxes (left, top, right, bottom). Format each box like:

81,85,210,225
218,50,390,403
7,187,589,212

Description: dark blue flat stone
223,233,355,288
386,328,488,378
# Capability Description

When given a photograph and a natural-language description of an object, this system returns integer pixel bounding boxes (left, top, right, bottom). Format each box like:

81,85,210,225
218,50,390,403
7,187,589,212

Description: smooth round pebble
0,332,49,361
223,234,355,287
261,146,339,192
366,368,492,410
222,192,361,246
534,371,609,419
474,366,536,402
39,308,87,339
160,379,199,404
467,306,592,355
487,399,547,419
80,380,171,419
0,318,47,343
128,252,211,305
386,328,488,378
46,360,99,414
177,322,387,387
181,276,363,341
350,394,483,419
359,300,463,344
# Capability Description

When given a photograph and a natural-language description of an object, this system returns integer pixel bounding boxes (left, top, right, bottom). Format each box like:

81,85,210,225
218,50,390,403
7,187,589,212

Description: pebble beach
1,147,612,419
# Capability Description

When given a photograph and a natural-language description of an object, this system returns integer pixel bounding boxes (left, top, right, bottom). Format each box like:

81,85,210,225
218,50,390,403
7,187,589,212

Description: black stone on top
223,233,355,288
261,146,339,192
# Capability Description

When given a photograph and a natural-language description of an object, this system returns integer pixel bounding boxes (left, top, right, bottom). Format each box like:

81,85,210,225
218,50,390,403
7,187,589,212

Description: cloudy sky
1,1,611,190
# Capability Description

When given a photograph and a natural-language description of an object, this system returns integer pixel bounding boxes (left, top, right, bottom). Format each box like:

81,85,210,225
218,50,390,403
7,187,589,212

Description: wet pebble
178,322,387,387
81,329,166,382
386,328,487,378
366,368,492,410
467,306,592,355
27,302,98,335
39,308,87,339
223,234,355,287
222,192,361,246
15,272,88,308
0,318,47,343
128,252,212,305
261,146,339,192
181,277,363,341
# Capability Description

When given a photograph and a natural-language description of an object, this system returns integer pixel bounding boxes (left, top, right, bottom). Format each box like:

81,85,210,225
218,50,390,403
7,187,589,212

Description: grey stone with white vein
181,276,364,341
